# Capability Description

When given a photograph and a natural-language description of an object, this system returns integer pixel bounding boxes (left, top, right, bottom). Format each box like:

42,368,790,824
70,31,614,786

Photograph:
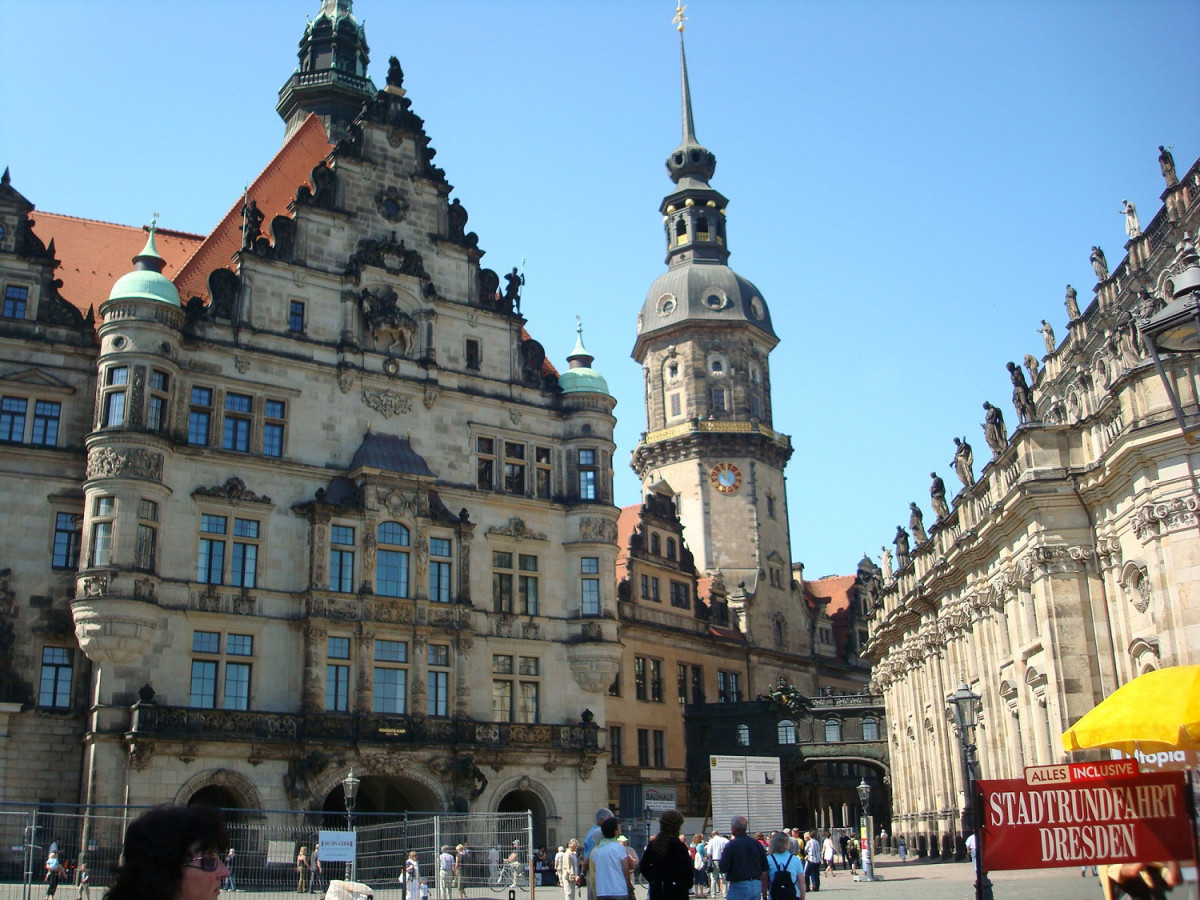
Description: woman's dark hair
650,809,684,856
106,804,228,900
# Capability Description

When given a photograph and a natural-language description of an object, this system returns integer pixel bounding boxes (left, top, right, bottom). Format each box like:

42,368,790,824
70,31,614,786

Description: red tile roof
174,113,334,304
805,574,856,617
30,213,202,318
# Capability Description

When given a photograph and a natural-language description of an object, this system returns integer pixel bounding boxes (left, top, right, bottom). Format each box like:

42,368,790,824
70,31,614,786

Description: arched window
666,538,677,561
696,215,710,241
737,723,750,747
377,522,411,598
777,720,797,745
650,533,661,556
773,617,784,646
862,717,879,741
711,359,723,374
675,219,688,246
824,719,842,742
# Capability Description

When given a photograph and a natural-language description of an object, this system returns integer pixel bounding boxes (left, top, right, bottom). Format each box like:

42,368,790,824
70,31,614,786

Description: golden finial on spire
673,3,687,32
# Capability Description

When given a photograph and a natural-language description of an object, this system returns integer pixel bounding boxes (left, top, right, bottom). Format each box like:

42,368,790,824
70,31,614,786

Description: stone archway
317,768,445,824
492,776,558,850
175,768,264,823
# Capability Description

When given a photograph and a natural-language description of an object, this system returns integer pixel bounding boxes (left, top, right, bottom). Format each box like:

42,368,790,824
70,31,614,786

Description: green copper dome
559,322,611,396
107,225,181,307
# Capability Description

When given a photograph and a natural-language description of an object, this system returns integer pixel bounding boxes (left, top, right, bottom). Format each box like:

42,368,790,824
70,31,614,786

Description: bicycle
489,864,529,893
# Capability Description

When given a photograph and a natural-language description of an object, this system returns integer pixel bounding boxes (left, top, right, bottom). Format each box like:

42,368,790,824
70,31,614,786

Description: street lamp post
948,682,992,900
343,769,360,882
1137,235,1200,440
856,778,875,882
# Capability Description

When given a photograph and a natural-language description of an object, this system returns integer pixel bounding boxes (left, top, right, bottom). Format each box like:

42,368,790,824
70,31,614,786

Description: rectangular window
581,557,600,616
465,338,481,370
427,644,449,716
326,636,350,712
147,370,169,433
3,285,28,319
766,495,776,519
135,522,157,571
634,656,647,701
491,654,513,721
610,724,623,766
677,662,688,705
223,392,252,452
374,639,408,714
377,522,411,598
101,366,128,427
691,665,705,704
649,659,663,702
711,387,726,412
669,393,681,417
518,554,539,615
263,399,285,457
31,401,60,446
90,521,113,567
637,728,650,767
289,300,306,333
227,634,253,656
717,670,742,703
197,515,227,584
534,446,552,499
0,396,27,441
52,512,81,569
231,518,259,588
224,662,251,710
608,670,621,697
476,437,495,490
578,448,597,500
504,442,526,495
190,660,218,708
38,647,72,709
429,537,452,602
192,631,220,654
652,729,666,768
188,387,212,445
330,525,355,592
670,580,691,609
492,551,513,613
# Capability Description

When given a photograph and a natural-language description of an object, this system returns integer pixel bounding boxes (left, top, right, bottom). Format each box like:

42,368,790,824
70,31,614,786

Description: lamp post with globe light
856,778,875,882
948,682,992,900
343,769,360,882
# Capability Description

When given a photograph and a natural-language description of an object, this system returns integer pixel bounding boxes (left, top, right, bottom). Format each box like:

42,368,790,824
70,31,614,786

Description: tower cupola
560,321,611,396
107,223,181,307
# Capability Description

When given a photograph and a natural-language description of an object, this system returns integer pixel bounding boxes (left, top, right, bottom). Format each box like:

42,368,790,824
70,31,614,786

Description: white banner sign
710,755,784,832
318,831,357,862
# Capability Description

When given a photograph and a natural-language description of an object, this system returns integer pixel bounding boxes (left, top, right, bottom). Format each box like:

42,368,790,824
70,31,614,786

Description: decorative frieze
486,518,547,541
87,447,164,482
193,477,272,505
362,387,412,417
1132,496,1200,543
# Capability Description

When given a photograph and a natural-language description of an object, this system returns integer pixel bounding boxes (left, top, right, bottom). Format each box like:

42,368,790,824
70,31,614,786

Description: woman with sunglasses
105,805,229,900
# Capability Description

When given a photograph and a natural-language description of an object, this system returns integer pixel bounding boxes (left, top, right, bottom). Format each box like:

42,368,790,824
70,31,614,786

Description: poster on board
710,755,783,832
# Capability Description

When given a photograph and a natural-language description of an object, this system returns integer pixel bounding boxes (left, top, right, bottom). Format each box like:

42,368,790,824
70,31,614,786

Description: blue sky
3,1,1198,577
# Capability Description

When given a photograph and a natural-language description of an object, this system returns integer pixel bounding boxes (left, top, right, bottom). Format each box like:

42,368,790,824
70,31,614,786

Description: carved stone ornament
235,355,251,374
87,447,164,482
1133,496,1200,543
423,384,440,409
345,234,430,287
1120,562,1152,614
362,387,412,418
578,517,618,543
192,477,272,505
486,517,548,541
375,187,411,223
357,285,417,355
337,365,356,394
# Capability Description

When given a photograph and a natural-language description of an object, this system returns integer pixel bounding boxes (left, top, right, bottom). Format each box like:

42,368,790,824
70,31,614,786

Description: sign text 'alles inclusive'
980,770,1193,870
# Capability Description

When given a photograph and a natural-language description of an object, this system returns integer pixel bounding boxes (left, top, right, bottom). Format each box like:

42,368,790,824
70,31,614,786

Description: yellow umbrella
1062,665,1200,755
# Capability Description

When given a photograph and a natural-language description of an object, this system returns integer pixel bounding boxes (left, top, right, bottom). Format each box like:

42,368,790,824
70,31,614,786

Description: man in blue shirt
717,816,767,900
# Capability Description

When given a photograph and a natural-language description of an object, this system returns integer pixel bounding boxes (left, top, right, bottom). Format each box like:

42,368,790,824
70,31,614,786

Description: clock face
710,462,743,494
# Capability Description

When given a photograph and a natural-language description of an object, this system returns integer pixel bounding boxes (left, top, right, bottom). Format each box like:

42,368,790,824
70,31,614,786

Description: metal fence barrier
0,805,533,900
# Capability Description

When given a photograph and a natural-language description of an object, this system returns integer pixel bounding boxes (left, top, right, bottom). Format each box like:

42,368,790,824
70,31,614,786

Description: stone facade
861,157,1200,858
0,4,619,847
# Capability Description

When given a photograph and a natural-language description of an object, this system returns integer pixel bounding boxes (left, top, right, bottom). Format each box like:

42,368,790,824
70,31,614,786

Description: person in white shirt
821,833,835,877
706,831,729,896
591,819,634,900
438,846,455,899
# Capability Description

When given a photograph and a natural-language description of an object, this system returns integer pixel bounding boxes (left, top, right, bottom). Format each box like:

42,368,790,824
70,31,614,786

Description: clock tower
631,14,795,660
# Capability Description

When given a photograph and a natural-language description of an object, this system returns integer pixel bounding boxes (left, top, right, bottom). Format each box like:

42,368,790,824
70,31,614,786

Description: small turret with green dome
559,320,610,396
107,222,181,307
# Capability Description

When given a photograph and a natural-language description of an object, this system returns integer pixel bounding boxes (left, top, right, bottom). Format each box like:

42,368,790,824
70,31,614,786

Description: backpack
768,856,797,900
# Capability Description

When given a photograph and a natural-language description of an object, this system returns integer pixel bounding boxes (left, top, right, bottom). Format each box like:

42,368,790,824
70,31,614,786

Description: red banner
980,771,1194,870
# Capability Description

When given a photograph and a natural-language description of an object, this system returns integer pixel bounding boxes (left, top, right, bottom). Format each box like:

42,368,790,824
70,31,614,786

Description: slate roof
174,113,333,304
349,431,436,477
30,214,202,318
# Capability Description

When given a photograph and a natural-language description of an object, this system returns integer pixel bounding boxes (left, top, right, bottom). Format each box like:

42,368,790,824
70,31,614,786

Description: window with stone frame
51,512,81,570
609,724,624,765
38,646,73,710
578,448,598,500
190,630,254,710
429,536,453,602
288,300,306,333
31,400,60,446
329,525,355,592
376,522,411,598
100,365,128,427
3,284,29,319
0,396,26,442
263,400,286,457
476,437,496,489
147,370,170,434
862,717,880,741
580,556,600,615
778,719,797,744
89,496,115,567
134,499,158,572
373,638,408,714
465,337,481,370
669,579,690,609
326,635,351,712
188,386,214,445
534,446,552,498
427,643,451,716
717,669,741,703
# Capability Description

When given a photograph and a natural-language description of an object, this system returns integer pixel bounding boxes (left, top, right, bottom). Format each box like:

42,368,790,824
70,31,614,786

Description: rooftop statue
930,472,950,521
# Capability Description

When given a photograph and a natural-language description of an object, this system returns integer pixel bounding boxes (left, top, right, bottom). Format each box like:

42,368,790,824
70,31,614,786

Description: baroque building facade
0,1,622,847
862,154,1200,858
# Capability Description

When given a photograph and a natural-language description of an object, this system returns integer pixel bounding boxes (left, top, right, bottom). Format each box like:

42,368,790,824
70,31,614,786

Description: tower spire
675,6,699,147
665,4,715,187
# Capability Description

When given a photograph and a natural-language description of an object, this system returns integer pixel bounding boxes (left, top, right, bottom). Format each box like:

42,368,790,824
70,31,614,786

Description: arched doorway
321,775,443,824
497,788,548,849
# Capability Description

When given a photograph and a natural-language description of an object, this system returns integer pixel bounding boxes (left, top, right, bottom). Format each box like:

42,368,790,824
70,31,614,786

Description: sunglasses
185,855,225,872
